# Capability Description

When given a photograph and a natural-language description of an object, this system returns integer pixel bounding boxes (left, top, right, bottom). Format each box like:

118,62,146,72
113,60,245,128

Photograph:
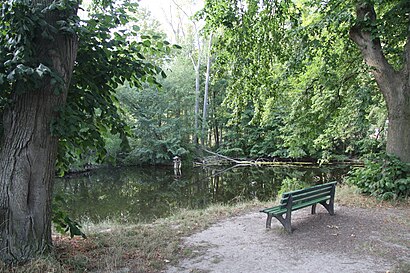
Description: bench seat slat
260,206,287,215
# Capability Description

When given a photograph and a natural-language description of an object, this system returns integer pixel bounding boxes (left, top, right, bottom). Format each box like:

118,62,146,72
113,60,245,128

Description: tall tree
167,0,205,146
0,0,79,262
0,0,167,263
349,1,410,162
201,33,213,146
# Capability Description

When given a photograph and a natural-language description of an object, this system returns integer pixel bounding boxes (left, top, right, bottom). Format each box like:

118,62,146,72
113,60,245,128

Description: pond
54,164,350,224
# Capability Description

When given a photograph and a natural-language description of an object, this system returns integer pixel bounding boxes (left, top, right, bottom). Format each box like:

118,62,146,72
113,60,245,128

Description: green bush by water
346,152,410,200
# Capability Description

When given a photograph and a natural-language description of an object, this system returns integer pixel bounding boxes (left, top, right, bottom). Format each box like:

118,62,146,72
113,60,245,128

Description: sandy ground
165,205,410,273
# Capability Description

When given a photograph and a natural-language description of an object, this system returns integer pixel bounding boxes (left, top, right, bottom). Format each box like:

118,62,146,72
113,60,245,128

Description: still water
54,165,350,224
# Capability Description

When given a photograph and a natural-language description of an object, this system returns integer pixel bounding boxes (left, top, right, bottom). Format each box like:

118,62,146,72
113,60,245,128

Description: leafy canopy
199,0,408,161
0,0,173,174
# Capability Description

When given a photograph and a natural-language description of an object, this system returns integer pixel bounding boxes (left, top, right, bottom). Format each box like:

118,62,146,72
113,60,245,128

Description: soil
165,205,410,273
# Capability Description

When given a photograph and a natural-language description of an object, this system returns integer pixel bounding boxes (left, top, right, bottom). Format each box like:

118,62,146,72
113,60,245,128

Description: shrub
346,152,410,200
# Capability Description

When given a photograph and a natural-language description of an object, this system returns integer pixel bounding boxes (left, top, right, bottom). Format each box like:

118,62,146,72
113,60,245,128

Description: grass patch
0,256,69,273
336,184,410,209
1,199,270,273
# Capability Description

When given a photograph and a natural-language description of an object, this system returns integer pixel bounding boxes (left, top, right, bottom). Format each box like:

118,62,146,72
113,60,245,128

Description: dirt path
165,205,409,273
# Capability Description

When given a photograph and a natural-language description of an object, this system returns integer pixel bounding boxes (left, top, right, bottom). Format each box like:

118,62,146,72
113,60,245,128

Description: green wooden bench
260,181,336,233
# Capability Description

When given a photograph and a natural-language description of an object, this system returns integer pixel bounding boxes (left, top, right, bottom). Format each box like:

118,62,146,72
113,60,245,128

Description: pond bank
55,164,351,224
1,185,409,273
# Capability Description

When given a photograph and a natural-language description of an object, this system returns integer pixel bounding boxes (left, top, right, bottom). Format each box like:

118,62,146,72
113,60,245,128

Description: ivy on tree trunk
0,0,79,263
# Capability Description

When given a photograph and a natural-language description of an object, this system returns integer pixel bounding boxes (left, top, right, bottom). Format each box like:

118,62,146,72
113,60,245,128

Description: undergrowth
346,152,410,200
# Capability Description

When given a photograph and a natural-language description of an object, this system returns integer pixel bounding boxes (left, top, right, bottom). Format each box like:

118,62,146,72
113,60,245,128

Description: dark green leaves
346,152,410,200
199,0,391,161
0,0,78,98
53,194,87,239
53,1,172,174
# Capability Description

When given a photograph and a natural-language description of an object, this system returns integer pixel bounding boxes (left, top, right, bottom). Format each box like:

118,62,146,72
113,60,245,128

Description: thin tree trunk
0,1,78,263
192,55,201,146
201,33,213,147
188,26,201,147
214,124,219,148
170,0,202,147
349,2,410,162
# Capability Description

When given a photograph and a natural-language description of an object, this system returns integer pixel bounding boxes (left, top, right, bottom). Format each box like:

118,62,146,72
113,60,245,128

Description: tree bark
349,2,410,162
0,1,78,263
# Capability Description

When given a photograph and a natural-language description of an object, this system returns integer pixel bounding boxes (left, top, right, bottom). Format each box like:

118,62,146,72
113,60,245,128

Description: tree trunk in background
0,1,78,263
350,2,410,162
201,33,213,147
193,59,200,146
189,32,201,147
214,123,220,148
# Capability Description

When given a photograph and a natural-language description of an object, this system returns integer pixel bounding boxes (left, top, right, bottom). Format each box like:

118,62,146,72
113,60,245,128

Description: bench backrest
279,181,336,209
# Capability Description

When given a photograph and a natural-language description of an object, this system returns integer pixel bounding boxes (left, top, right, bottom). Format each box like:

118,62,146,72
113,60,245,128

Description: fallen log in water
194,149,363,167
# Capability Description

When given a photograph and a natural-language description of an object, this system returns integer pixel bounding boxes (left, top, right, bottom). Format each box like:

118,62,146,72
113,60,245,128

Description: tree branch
349,3,395,77
349,2,404,103
202,148,246,164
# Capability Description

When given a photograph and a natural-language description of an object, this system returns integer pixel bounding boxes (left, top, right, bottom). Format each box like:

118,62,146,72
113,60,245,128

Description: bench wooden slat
282,182,335,198
289,196,330,211
260,206,286,215
280,187,333,207
282,191,331,207
292,186,333,199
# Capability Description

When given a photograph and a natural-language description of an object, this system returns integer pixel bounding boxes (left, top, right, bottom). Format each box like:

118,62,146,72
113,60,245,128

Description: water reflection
54,165,349,224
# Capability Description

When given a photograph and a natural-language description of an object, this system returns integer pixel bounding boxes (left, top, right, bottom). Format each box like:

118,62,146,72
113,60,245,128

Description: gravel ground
166,205,410,273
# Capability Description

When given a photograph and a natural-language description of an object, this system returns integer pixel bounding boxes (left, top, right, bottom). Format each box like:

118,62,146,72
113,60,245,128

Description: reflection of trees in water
205,166,349,202
54,166,350,224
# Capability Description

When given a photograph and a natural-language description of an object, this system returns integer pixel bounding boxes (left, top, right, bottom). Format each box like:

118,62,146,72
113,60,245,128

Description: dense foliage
346,153,410,200
56,1,407,174
1,0,408,265
2,0,404,188
197,0,398,162
54,2,173,174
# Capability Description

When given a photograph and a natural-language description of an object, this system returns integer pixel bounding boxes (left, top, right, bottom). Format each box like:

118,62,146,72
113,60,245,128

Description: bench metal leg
320,184,335,215
265,212,292,233
314,184,335,215
271,214,292,233
264,195,293,233
311,204,317,214
266,214,273,228
313,201,335,215
284,209,292,233
319,200,335,215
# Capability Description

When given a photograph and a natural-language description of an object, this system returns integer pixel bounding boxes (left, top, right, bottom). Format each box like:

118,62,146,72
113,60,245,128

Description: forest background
65,0,409,199
0,0,409,265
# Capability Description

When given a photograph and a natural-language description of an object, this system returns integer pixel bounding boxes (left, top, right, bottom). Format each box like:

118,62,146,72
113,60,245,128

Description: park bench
260,181,336,233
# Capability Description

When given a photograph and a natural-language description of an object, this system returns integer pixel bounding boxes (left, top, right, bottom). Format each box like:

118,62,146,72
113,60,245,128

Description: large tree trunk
0,1,78,263
349,2,410,162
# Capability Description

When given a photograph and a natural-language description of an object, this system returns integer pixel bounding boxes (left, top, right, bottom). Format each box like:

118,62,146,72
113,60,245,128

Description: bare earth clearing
166,205,409,273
